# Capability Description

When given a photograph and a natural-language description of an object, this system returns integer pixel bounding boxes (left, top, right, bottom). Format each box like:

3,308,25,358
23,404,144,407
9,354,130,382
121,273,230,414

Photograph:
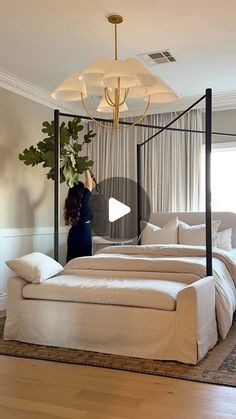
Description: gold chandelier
52,15,178,129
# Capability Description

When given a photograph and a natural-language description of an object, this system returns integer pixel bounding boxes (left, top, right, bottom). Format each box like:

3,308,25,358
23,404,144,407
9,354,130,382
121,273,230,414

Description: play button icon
90,176,150,240
109,198,131,222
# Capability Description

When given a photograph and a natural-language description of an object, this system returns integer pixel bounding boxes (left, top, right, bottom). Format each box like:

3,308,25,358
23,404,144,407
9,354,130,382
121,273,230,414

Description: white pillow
140,217,178,245
178,220,220,246
6,252,63,283
214,228,232,251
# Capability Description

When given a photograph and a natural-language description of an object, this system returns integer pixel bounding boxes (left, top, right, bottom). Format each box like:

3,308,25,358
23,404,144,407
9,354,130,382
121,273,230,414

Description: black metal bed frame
54,88,236,276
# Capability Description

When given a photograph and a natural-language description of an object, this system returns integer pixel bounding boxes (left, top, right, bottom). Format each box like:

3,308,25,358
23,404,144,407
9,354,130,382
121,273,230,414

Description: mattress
23,274,187,311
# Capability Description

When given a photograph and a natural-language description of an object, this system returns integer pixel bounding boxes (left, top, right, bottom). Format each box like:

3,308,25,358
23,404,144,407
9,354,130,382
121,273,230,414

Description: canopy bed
4,89,236,364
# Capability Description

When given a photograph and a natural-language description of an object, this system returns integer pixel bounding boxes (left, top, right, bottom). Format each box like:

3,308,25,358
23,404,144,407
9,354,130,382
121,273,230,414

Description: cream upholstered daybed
4,212,236,365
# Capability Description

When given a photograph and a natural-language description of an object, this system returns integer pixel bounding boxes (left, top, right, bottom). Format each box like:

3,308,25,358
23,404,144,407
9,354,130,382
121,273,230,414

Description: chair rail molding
1,67,236,115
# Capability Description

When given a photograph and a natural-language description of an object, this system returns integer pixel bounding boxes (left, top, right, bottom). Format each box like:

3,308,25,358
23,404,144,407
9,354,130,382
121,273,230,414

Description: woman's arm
84,169,93,191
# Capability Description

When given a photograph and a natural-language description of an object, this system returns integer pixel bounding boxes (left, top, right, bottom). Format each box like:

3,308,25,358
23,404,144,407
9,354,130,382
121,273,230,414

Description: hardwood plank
77,389,144,408
0,355,235,419
81,414,126,419
0,394,86,418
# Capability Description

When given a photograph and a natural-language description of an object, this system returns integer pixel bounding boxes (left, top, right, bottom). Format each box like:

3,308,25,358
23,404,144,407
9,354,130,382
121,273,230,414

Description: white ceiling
1,0,236,111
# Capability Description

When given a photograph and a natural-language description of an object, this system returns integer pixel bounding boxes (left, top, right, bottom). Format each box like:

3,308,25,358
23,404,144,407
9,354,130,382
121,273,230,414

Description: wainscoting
0,226,69,309
0,228,125,310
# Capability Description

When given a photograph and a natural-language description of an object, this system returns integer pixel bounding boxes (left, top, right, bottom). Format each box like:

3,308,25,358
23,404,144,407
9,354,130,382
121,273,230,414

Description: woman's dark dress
66,188,92,262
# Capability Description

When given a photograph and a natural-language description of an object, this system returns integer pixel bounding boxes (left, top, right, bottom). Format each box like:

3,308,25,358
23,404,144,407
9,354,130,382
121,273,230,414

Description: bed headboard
149,212,236,248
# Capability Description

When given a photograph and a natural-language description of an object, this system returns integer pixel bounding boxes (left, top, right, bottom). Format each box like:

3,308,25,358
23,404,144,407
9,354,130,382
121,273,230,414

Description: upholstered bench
4,274,217,364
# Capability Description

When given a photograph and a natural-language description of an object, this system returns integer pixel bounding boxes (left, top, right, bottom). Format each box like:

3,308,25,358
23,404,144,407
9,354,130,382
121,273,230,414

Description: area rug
0,317,235,387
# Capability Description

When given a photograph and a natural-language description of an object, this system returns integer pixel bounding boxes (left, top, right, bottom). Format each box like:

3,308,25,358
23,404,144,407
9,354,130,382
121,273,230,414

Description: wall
0,88,69,303
212,109,236,143
0,87,54,228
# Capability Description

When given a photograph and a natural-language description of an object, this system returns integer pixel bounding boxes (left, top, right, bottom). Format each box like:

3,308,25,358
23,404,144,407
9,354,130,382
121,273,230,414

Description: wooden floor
0,355,235,419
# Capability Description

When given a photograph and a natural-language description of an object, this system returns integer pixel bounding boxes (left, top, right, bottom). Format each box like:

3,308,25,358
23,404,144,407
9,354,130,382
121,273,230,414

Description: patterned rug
0,317,235,387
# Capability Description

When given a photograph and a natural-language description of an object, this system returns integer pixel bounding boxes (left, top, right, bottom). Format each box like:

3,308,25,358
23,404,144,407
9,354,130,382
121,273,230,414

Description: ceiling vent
138,50,176,66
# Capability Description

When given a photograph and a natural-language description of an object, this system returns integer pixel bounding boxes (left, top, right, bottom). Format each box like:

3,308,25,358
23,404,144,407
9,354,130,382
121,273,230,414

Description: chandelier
52,15,178,129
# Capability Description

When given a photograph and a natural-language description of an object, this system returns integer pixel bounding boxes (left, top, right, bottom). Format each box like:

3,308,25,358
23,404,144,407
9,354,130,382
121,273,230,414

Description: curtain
87,122,138,238
139,109,203,216
87,109,203,237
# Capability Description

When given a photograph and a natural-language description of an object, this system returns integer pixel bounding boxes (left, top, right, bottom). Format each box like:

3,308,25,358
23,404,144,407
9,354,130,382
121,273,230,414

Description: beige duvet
64,244,236,339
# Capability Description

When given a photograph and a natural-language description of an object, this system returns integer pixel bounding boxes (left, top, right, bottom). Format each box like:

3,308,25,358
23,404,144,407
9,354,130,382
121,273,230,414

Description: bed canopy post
54,109,60,262
136,144,141,239
205,88,213,276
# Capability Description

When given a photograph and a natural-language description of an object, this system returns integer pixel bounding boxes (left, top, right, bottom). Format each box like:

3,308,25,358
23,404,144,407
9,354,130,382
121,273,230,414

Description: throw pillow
214,228,232,251
140,217,178,245
178,220,220,246
6,252,63,283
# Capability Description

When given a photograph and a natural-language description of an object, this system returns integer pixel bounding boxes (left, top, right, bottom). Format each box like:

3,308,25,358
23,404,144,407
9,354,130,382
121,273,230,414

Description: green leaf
37,138,54,153
47,167,66,183
67,118,84,141
60,125,70,146
19,146,42,166
86,159,94,167
87,130,97,138
84,129,97,143
42,121,54,136
65,143,76,154
73,143,82,153
42,151,55,168
60,155,69,168
70,153,76,168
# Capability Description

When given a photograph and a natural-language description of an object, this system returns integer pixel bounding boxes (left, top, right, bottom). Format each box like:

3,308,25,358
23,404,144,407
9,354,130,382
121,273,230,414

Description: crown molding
1,68,236,117
0,68,83,114
157,90,236,114
115,91,236,117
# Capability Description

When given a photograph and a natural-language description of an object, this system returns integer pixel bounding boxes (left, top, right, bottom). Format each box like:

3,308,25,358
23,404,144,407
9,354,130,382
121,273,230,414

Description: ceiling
1,0,236,113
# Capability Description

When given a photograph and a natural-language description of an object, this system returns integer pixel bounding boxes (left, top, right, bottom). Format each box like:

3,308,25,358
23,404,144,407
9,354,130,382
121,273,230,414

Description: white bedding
64,244,236,338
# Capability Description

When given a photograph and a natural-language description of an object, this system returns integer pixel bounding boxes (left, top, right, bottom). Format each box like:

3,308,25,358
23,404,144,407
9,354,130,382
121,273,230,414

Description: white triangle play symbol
109,198,131,222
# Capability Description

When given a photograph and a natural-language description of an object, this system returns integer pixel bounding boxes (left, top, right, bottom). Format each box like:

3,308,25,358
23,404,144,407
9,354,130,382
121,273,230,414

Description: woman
64,169,95,262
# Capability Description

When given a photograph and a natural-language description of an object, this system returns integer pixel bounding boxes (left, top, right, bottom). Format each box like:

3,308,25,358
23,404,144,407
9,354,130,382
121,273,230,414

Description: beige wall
0,88,68,229
212,109,236,143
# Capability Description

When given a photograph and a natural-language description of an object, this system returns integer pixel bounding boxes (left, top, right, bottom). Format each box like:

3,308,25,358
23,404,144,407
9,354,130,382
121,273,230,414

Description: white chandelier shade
97,95,128,112
125,58,156,87
102,60,139,88
79,57,110,86
145,76,178,103
126,86,147,98
51,72,87,101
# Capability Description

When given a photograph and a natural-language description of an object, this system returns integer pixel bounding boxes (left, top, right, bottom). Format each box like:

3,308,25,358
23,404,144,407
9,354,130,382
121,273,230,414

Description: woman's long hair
64,182,84,225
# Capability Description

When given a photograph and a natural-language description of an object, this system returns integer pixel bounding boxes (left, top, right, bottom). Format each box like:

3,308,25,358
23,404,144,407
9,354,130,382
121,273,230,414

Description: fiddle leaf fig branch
19,117,96,187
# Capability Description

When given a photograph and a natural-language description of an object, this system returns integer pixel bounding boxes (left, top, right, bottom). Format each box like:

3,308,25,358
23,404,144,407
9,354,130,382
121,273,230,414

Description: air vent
138,50,176,66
